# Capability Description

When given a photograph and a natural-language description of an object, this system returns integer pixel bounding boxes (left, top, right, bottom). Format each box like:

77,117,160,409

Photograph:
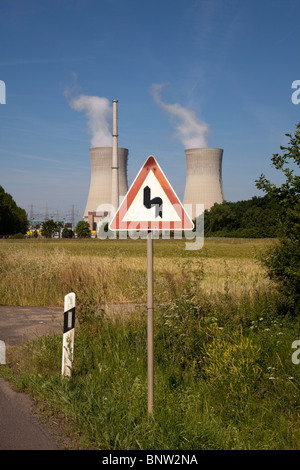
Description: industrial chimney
83,146,128,222
183,148,224,220
111,99,119,213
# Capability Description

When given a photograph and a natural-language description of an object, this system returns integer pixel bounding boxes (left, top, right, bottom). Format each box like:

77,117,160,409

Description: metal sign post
147,230,154,415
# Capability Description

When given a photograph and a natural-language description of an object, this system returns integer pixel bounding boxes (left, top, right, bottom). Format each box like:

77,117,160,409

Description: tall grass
0,238,271,307
4,288,300,450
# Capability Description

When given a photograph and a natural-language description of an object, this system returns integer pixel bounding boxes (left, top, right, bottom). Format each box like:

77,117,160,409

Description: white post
62,292,76,378
0,340,5,365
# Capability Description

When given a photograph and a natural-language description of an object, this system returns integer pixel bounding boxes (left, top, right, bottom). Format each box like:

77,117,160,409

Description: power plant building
183,148,224,220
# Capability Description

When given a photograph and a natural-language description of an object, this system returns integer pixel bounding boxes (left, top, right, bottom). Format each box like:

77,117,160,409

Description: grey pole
147,230,154,415
111,99,119,214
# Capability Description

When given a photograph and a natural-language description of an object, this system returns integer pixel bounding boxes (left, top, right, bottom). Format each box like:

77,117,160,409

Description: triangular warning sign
109,156,194,231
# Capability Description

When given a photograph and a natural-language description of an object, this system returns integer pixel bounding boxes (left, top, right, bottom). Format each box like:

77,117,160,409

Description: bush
9,232,24,239
62,227,73,238
262,236,300,315
256,123,300,315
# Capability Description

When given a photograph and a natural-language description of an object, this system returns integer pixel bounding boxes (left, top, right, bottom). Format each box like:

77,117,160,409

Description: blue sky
0,0,299,222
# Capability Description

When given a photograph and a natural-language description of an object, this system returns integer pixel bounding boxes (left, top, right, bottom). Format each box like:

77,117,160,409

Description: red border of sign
109,156,194,231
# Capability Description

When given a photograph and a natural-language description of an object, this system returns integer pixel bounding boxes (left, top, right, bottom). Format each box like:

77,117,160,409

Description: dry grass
0,238,273,307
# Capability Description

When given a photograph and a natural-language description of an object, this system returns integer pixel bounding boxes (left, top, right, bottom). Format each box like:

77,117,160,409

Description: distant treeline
0,185,28,236
0,184,287,239
202,195,285,238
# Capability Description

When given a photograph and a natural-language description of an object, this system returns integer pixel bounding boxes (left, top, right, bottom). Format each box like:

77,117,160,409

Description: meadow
0,237,299,450
0,237,272,307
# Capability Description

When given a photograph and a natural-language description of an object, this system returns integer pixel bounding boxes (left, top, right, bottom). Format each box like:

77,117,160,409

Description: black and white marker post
0,340,5,365
62,292,76,378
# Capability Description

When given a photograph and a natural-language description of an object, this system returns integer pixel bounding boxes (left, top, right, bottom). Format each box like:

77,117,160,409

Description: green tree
62,226,73,238
75,220,91,238
41,219,58,238
0,186,28,235
256,122,300,314
56,221,64,238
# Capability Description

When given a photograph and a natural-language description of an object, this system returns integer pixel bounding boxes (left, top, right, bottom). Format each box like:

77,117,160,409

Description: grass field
0,237,299,450
0,237,273,307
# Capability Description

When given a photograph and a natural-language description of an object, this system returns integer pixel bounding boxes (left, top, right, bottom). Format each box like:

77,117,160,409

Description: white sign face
122,171,181,222
109,155,194,231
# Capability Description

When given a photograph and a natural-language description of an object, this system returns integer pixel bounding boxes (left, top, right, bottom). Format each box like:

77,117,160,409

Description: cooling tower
83,147,128,218
183,148,224,219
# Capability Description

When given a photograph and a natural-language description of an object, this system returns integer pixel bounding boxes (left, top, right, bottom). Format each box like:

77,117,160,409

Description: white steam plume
67,90,112,147
150,83,211,148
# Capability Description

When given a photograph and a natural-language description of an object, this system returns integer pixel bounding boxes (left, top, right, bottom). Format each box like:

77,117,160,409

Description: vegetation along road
0,236,299,450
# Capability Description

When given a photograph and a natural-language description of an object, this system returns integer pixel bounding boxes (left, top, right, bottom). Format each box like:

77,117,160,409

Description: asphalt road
0,305,65,450
0,305,62,346
0,376,62,450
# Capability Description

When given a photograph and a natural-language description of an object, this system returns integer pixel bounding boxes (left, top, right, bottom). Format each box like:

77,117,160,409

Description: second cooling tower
84,147,128,218
183,148,224,219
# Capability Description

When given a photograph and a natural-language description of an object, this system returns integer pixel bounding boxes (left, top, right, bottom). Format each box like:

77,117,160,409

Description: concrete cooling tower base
183,148,224,220
83,147,128,229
